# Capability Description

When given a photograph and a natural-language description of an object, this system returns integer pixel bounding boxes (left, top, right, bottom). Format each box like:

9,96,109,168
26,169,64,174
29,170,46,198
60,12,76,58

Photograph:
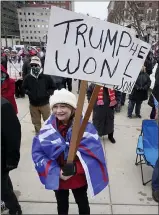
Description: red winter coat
1,65,18,114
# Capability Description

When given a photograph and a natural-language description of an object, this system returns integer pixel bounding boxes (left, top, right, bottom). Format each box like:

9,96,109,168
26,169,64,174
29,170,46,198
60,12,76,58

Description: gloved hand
60,170,72,181
62,162,76,176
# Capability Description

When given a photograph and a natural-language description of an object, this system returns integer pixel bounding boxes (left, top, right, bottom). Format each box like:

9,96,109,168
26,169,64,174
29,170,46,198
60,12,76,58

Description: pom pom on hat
50,88,77,109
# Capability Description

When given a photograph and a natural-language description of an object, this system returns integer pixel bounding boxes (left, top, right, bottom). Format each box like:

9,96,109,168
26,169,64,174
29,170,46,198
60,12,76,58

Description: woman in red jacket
1,64,18,114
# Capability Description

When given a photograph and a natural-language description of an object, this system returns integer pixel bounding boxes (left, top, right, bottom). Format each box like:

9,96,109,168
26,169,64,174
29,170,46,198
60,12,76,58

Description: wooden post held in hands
67,80,88,163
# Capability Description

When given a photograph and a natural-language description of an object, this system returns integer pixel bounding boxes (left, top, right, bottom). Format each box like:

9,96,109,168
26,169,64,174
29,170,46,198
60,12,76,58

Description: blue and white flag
32,114,109,197
152,93,158,108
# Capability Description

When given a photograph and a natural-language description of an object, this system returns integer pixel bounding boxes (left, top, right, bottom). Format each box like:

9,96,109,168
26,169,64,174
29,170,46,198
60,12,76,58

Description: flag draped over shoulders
32,114,109,197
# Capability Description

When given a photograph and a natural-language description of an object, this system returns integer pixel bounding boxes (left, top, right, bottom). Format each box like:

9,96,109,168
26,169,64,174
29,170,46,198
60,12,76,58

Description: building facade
107,1,159,44
1,1,24,47
17,1,74,45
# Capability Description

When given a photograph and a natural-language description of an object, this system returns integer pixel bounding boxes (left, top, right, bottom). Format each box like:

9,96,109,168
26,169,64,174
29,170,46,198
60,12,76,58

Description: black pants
1,172,21,214
121,93,126,105
15,80,25,98
150,107,156,119
54,185,90,215
128,99,142,116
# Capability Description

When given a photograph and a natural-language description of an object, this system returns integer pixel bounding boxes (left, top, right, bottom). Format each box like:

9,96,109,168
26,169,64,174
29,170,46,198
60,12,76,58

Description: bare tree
107,1,145,38
126,1,145,38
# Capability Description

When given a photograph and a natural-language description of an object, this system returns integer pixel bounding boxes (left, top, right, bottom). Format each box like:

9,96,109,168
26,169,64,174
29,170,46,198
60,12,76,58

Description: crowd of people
1,44,159,215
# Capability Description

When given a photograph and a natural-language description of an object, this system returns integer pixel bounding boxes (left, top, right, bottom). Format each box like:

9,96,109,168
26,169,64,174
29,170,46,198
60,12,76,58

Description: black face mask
31,66,41,77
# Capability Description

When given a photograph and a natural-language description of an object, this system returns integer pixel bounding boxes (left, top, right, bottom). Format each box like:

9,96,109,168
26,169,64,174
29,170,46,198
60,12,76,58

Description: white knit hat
30,56,41,67
50,88,77,109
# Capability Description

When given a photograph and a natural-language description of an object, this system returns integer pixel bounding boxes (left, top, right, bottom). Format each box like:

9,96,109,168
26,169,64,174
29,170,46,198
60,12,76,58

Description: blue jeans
128,100,142,116
152,158,159,191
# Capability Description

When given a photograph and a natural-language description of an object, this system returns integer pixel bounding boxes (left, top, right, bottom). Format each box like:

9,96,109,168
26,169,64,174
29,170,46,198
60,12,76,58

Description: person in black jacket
1,97,22,215
127,66,151,118
148,63,159,119
22,54,31,80
51,75,66,90
23,56,55,134
144,51,153,76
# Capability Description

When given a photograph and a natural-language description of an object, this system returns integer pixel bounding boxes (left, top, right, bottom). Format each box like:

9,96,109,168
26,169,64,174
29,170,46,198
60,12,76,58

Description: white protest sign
95,37,151,94
44,6,151,87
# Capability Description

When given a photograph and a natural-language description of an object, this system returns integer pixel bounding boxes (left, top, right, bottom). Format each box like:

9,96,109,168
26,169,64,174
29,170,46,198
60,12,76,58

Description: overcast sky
74,1,109,20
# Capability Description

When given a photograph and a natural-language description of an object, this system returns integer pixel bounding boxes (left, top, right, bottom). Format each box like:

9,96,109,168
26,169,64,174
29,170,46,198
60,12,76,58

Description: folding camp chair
135,119,158,185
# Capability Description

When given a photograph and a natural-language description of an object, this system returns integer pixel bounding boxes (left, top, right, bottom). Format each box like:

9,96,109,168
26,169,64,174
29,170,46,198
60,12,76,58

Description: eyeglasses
31,64,39,67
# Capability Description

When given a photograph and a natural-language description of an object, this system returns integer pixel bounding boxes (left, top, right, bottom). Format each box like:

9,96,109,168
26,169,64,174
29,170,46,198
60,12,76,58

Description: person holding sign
127,66,151,118
32,89,108,215
87,84,117,143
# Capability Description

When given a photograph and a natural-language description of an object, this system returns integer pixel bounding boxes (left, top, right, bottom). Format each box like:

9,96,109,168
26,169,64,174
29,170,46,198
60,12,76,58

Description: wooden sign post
67,84,101,162
67,80,88,163
74,85,101,156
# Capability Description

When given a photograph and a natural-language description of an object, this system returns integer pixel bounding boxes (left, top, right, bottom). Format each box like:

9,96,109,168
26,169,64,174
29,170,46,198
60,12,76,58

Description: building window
38,31,40,33
149,3,152,7
32,12,34,15
45,13,47,15
20,18,22,21
28,12,30,15
37,19,40,22
21,30,24,33
42,25,44,28
138,2,144,7
26,36,28,39
21,24,23,27
30,36,33,39
41,13,43,15
34,31,36,33
29,19,31,21
26,31,28,33
147,9,152,21
30,30,32,33
33,19,35,22
19,12,22,15
29,25,31,27
38,25,40,28
24,12,26,15
25,25,27,27
35,36,37,39
46,25,48,28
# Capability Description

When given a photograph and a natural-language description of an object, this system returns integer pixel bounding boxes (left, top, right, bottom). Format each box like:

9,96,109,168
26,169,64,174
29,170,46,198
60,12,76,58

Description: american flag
32,114,109,197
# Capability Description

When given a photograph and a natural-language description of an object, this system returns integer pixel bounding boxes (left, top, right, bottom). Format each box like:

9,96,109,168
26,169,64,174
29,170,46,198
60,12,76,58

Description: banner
44,6,151,88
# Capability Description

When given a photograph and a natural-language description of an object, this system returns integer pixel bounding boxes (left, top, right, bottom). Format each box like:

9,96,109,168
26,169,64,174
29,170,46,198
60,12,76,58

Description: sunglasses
31,64,40,67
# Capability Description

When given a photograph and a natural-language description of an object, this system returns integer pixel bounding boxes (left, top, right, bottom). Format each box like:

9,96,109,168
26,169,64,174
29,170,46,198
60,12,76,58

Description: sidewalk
10,82,158,214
